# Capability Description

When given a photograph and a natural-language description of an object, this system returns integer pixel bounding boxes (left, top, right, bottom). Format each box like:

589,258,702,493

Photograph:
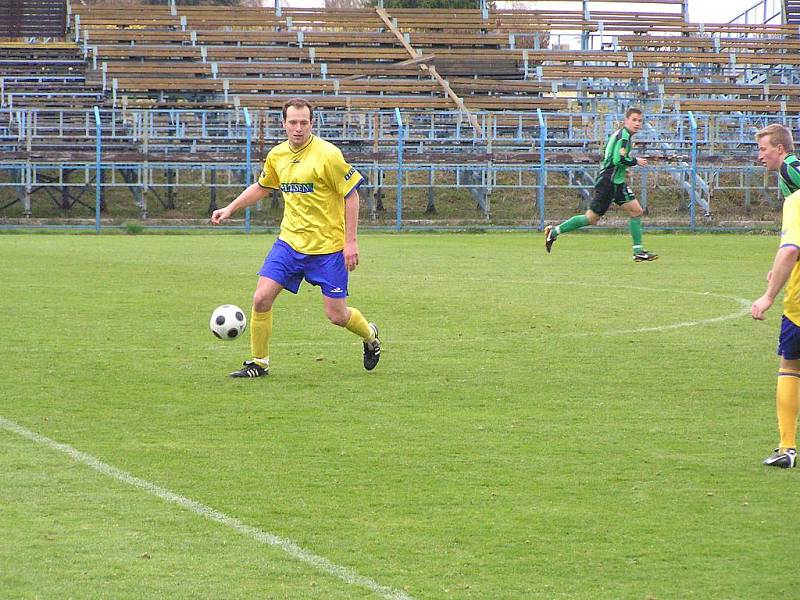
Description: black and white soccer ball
210,304,247,340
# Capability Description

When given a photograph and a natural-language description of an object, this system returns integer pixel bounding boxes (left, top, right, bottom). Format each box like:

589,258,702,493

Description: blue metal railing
536,108,547,231
0,106,784,231
394,107,404,233
688,111,698,232
243,106,252,234
3,107,791,155
728,0,782,25
93,105,101,232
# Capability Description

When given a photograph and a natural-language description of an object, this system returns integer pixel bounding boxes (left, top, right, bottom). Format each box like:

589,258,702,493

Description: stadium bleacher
53,1,799,116
2,0,799,224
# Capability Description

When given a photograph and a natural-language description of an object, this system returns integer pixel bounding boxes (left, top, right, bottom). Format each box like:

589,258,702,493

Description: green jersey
780,154,800,199
596,127,638,185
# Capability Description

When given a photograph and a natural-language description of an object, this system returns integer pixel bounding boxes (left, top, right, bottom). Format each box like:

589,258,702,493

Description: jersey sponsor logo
344,167,356,181
280,182,314,193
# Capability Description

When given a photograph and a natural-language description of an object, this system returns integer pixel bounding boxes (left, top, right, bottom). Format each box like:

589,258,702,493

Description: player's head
623,107,644,133
282,98,314,148
756,124,794,171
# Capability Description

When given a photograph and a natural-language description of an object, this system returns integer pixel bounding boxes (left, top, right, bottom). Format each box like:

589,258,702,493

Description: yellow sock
250,308,272,366
345,307,374,340
776,369,800,450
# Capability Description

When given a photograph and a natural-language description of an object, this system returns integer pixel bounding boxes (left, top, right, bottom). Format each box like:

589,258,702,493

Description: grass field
1,231,798,599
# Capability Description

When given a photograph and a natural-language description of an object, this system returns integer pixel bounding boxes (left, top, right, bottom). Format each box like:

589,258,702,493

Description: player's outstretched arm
211,183,270,224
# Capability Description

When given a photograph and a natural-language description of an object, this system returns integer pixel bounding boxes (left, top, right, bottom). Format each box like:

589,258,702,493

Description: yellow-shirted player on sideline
211,98,380,378
751,123,800,467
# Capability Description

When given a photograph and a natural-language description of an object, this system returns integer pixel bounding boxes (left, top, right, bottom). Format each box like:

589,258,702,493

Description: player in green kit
544,107,658,262
751,123,800,467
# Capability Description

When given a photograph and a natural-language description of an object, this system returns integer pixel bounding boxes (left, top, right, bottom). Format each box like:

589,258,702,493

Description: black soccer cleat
544,225,557,254
229,360,268,378
363,323,381,371
633,250,658,262
763,448,797,468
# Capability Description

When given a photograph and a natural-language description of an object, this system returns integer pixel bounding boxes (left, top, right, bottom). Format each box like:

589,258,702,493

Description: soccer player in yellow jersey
751,123,800,467
211,98,380,378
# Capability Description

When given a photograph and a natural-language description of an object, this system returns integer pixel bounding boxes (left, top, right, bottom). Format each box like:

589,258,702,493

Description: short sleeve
325,148,363,199
781,190,800,249
257,154,279,189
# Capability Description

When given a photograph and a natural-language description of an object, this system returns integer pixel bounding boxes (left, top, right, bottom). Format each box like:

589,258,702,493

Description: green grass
1,232,798,599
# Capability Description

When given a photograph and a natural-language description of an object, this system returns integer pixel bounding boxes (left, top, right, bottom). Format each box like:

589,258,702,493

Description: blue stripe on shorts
258,239,348,298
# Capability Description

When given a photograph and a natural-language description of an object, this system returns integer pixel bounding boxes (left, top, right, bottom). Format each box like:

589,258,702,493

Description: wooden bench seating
82,29,193,45
661,82,800,99
522,49,800,67
80,28,513,51
677,99,800,112
448,77,552,95
95,60,427,80
76,15,181,29
111,76,442,96
616,35,800,52
534,65,731,81
230,93,568,112
64,3,800,115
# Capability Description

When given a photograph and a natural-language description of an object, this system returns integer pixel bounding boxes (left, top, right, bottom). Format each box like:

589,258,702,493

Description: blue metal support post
537,108,547,231
394,108,404,232
688,111,698,232
93,106,101,232
243,107,252,233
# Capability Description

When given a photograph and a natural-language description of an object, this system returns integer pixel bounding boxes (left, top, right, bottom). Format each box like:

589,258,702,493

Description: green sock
630,217,643,252
555,214,589,236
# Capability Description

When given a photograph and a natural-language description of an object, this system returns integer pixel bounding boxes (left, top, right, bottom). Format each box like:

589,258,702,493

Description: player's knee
629,205,644,218
252,292,273,313
585,212,600,225
325,307,349,327
327,312,348,327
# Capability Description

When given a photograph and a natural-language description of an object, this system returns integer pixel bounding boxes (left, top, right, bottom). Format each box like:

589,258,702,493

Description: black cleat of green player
633,250,658,262
544,225,557,253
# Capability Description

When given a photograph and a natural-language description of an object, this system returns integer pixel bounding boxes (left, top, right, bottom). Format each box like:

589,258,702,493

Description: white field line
0,416,415,600
537,282,753,336
246,282,752,347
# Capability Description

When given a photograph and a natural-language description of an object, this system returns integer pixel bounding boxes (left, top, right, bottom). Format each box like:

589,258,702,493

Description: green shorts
591,179,635,216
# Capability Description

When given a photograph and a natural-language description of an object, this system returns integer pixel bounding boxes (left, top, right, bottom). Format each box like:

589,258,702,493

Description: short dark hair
625,107,643,119
282,98,314,121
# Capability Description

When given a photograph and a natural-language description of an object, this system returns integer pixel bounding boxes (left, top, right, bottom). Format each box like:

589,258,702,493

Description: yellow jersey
258,135,364,255
781,189,800,325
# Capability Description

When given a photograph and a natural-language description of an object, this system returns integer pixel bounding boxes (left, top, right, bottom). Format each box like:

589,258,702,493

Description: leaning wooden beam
375,6,483,137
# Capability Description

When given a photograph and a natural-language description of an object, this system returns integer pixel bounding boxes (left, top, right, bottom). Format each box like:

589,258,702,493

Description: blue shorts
778,315,800,360
258,239,348,298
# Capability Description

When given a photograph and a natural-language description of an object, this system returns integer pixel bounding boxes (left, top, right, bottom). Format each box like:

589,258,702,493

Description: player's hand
344,240,359,272
636,157,648,167
210,207,231,225
751,294,774,320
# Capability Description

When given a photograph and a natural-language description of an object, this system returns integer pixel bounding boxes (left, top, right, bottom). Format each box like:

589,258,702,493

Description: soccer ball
209,304,247,340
